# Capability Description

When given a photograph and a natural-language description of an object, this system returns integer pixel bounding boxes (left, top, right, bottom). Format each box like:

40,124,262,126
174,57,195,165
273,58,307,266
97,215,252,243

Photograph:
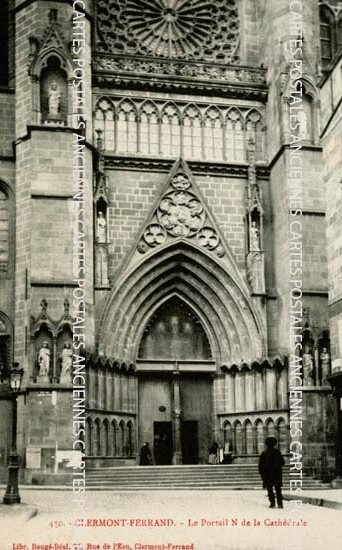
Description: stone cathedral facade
0,0,341,483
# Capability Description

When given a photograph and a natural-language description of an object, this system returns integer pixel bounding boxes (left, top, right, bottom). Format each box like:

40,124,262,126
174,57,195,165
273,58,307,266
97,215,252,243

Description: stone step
84,465,328,490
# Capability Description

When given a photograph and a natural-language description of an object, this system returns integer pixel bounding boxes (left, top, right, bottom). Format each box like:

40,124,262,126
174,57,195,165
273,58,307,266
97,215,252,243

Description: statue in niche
303,345,314,386
60,342,73,381
48,82,61,117
96,211,107,243
320,347,330,383
38,341,51,377
250,220,260,251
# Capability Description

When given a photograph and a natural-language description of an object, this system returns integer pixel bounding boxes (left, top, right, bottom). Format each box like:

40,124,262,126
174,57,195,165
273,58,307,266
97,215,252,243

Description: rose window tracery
96,0,240,63
137,167,225,258
157,190,205,237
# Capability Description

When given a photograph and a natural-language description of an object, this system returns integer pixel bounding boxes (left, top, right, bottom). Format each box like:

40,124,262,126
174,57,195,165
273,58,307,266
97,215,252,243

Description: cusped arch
139,99,160,118
226,107,244,125
204,105,224,123
182,103,202,122
117,97,138,117
161,101,181,121
98,241,266,366
30,49,72,79
95,96,115,113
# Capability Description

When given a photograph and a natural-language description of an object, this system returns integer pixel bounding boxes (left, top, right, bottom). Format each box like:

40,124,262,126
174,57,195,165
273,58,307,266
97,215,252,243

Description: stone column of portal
224,372,230,412
172,366,182,465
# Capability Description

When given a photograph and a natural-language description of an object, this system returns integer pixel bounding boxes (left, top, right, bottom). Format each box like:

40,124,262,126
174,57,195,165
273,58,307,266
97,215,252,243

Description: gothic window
245,420,254,455
277,418,288,454
95,99,115,151
117,99,138,154
160,103,181,157
94,418,101,457
95,108,105,141
0,0,9,85
223,421,232,451
112,420,118,456
182,105,203,159
126,421,134,456
225,108,245,162
234,421,243,455
119,420,125,456
256,419,264,453
0,189,9,273
85,417,93,456
266,418,276,439
320,6,333,65
203,107,223,161
139,101,159,155
246,110,265,161
103,419,110,456
138,297,212,361
319,4,342,68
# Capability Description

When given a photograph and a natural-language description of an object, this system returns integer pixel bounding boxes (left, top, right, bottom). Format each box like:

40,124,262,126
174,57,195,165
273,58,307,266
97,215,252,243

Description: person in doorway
139,442,153,466
258,436,285,508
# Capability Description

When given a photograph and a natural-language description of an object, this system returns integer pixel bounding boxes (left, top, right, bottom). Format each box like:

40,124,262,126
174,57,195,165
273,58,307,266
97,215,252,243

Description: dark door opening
153,421,173,465
181,420,199,464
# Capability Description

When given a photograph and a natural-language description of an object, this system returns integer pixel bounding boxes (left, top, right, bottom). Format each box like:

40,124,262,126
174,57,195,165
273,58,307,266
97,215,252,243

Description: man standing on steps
258,436,285,508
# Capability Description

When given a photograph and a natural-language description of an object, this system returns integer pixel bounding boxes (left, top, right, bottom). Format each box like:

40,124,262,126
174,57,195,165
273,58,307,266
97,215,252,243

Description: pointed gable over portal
99,159,266,366
121,158,247,289
137,158,225,258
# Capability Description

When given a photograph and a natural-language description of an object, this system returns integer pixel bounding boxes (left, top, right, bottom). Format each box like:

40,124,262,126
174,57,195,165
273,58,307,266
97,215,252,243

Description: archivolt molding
98,241,266,367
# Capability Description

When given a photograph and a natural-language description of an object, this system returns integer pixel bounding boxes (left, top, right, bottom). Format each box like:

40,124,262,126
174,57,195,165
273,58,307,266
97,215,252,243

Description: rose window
96,0,240,63
157,190,205,237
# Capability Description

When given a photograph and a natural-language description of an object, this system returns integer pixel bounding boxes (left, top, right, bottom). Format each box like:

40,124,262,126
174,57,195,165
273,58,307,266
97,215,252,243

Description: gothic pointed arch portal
98,159,266,464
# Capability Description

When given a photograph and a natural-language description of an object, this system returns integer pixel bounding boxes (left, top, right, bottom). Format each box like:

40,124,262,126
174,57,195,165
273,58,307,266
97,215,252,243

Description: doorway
181,420,199,464
153,421,173,465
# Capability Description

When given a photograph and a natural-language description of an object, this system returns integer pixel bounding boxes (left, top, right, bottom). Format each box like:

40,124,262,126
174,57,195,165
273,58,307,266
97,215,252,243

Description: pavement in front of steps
0,488,341,550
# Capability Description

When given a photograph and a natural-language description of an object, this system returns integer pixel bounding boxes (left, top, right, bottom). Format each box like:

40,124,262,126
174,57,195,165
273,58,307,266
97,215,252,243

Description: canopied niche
29,9,73,126
94,133,110,288
138,297,212,361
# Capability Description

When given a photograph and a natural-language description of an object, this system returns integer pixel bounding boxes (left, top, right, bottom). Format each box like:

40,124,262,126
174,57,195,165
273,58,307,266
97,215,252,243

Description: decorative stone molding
93,55,266,84
104,155,270,180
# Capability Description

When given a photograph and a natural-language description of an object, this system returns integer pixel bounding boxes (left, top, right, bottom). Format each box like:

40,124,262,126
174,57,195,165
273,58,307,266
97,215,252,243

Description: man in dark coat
258,436,285,508
139,442,152,466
